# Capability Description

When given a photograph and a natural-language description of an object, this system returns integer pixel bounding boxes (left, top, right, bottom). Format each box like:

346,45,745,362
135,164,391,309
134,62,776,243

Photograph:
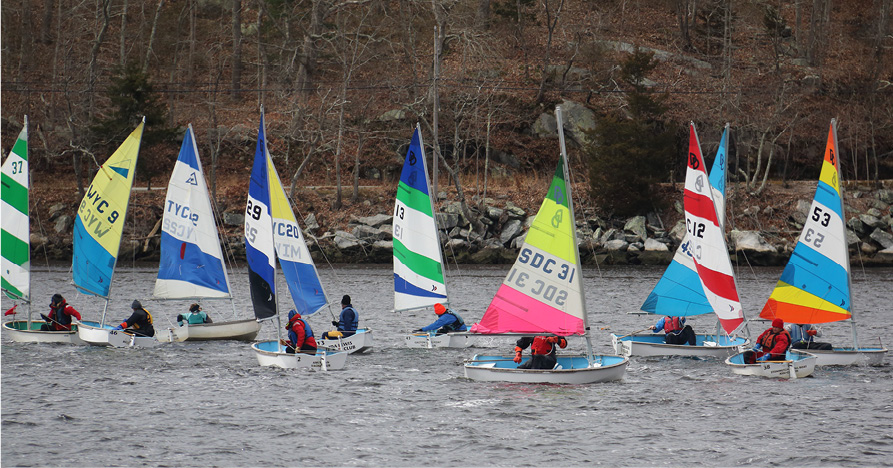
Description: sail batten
1,119,30,302
760,120,852,325
393,126,448,311
72,122,144,298
154,125,231,299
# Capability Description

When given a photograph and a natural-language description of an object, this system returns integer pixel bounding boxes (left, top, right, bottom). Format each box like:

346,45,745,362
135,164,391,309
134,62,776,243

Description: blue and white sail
245,113,277,320
641,123,729,317
268,146,328,316
154,125,231,299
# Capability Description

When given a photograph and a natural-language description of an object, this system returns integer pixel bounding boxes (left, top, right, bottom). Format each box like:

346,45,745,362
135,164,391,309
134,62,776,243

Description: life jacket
299,318,314,339
129,308,155,336
663,316,683,334
289,318,317,348
51,304,72,329
340,306,359,331
440,311,466,332
185,312,206,325
530,336,567,355
758,328,791,352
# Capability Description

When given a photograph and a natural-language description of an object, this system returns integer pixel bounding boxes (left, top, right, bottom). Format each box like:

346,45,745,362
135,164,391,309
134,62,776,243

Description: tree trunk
232,0,242,95
351,133,364,203
40,0,54,44
119,0,129,66
534,0,565,104
143,0,165,73
475,0,490,30
87,0,112,114
296,0,327,96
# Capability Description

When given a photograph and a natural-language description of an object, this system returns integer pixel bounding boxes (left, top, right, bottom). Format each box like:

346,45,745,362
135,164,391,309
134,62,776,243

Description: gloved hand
332,321,339,327
807,329,817,336
113,325,123,330
752,344,762,352
757,353,770,362
513,352,522,363
176,314,183,322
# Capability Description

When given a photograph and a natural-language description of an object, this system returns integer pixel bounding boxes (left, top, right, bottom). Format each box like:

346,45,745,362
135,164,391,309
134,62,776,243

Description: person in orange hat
413,303,467,335
745,318,791,363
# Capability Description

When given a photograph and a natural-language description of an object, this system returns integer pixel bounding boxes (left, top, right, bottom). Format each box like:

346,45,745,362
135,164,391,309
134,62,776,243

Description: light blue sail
641,124,729,316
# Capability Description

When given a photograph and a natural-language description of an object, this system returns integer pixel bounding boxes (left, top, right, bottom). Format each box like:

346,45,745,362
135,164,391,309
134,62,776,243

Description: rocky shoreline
30,186,893,268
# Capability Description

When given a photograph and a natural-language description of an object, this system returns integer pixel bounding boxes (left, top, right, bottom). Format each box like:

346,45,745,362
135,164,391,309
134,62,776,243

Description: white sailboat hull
464,354,628,384
2,321,86,344
792,347,887,366
611,333,748,358
404,332,473,348
725,350,816,378
77,321,159,348
315,328,373,354
252,340,347,370
157,319,261,343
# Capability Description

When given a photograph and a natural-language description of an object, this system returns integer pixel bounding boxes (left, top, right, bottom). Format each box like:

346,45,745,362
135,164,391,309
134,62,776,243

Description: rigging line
564,148,603,279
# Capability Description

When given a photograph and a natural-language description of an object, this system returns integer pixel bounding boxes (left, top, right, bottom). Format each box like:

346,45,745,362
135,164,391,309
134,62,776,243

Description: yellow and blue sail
392,126,448,311
642,124,729,317
761,120,851,324
72,121,144,298
154,125,231,298
1,118,30,302
268,152,328,316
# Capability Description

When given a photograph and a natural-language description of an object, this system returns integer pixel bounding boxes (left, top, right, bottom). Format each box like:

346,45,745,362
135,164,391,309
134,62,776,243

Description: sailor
649,315,696,346
746,318,791,363
280,310,317,355
787,323,832,350
322,295,359,339
176,303,213,326
41,294,82,331
413,303,468,335
114,300,156,337
513,335,568,369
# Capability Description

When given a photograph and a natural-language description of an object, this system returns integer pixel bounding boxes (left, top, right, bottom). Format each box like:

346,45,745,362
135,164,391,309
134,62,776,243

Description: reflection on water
2,264,891,467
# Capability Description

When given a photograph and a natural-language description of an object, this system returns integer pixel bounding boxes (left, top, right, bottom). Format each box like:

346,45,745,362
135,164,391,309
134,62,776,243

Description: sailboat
3,118,83,343
75,119,158,348
757,119,887,366
247,110,348,369
463,106,628,384
154,125,261,342
394,125,471,349
612,124,749,358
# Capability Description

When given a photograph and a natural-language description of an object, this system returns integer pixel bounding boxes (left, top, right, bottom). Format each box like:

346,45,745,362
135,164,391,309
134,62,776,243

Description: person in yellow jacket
113,300,155,337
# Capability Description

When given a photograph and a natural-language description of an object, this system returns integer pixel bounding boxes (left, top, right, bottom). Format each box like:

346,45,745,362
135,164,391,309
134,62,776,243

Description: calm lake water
2,263,891,467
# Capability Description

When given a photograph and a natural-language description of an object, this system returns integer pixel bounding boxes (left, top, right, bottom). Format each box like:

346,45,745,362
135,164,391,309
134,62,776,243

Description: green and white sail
1,117,30,302
393,125,448,312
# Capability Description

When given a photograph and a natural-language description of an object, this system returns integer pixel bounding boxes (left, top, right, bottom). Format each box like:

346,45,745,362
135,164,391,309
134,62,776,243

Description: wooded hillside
2,0,892,211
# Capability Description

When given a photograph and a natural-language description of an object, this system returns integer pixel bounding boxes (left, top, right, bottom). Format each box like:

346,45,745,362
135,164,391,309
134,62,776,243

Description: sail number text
802,206,832,249
686,219,706,238
506,267,569,306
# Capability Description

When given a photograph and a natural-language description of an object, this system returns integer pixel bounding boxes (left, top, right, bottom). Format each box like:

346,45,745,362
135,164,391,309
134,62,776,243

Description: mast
260,107,282,342
555,105,594,361
831,119,859,349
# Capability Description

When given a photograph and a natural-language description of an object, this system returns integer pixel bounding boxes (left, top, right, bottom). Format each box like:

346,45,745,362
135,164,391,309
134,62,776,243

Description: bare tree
232,0,242,95
534,0,566,104
143,0,165,73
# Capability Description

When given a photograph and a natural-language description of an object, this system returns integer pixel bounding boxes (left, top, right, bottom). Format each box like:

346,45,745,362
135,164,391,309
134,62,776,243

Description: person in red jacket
745,318,791,363
280,310,317,355
513,335,568,369
40,294,82,331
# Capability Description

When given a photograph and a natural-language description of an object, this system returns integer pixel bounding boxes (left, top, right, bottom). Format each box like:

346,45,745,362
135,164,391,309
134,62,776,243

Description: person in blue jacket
649,315,696,345
322,295,359,339
413,303,468,335
787,323,832,350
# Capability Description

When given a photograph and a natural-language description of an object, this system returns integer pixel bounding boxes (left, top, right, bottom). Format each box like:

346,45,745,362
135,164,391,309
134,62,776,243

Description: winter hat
341,295,351,306
51,294,64,304
131,300,142,309
434,303,446,315
772,318,784,328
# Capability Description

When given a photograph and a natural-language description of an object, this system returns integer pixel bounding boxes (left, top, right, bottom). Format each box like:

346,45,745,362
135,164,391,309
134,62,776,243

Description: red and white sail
683,123,744,334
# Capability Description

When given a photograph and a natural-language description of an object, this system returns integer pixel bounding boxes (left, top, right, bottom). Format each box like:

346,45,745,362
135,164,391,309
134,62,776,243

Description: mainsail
760,119,851,324
72,121,144,298
683,122,744,334
471,152,585,336
1,118,30,302
154,125,231,299
641,123,729,316
245,113,277,320
393,125,448,312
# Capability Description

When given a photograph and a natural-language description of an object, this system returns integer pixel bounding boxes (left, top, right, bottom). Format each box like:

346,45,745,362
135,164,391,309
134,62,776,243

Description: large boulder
644,238,669,251
353,213,392,228
624,216,647,242
604,239,629,252
559,100,596,148
54,215,72,234
499,219,523,245
731,230,782,266
869,228,893,250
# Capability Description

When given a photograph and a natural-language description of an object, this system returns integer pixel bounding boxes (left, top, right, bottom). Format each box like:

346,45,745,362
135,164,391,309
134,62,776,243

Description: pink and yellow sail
470,155,585,336
760,120,851,324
